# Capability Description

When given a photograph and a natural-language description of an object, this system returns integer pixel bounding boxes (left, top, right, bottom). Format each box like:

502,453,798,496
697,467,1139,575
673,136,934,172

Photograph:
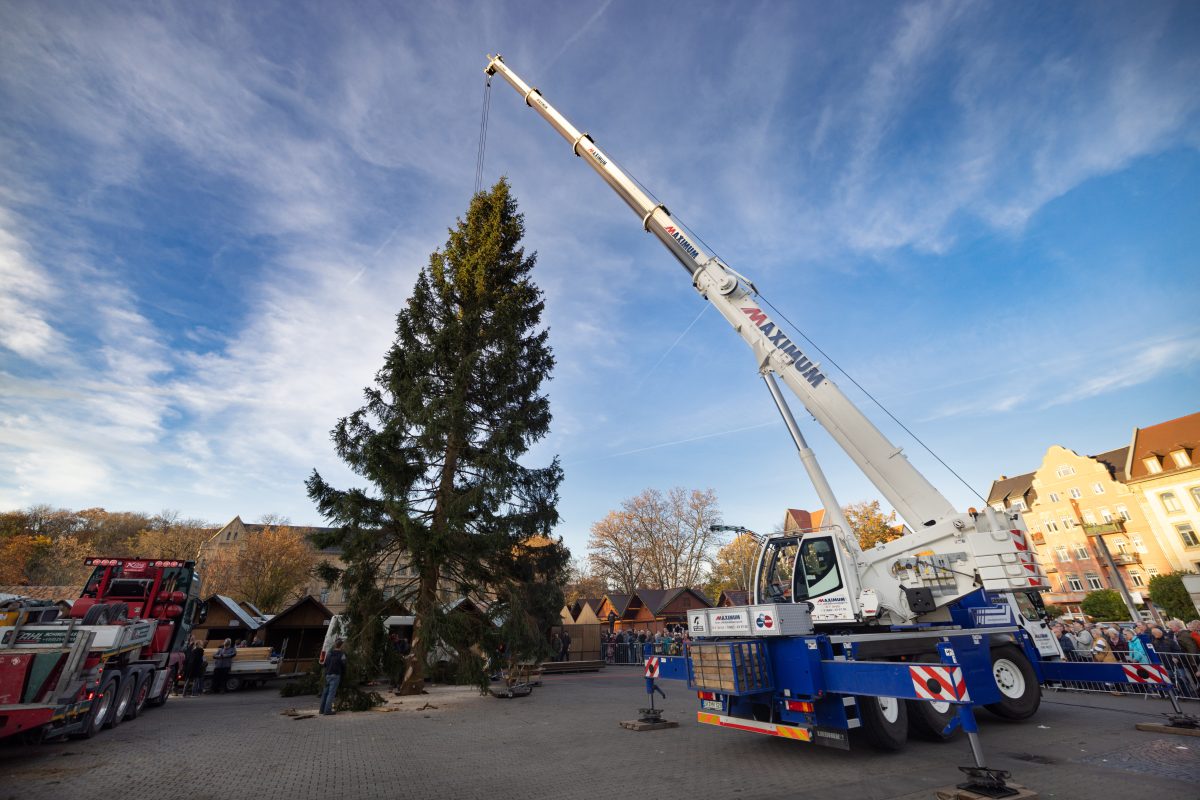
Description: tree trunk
399,563,440,695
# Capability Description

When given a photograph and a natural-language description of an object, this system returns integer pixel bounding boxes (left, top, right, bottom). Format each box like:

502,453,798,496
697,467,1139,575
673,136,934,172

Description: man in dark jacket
183,641,207,697
211,639,237,694
320,639,347,716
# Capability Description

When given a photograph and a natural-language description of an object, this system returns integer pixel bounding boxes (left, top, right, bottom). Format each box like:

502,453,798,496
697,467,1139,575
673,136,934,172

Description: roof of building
602,592,632,616
987,471,1035,505
0,585,79,602
263,594,334,625
717,589,750,606
784,508,826,531
207,594,261,630
1127,412,1200,481
1089,446,1130,482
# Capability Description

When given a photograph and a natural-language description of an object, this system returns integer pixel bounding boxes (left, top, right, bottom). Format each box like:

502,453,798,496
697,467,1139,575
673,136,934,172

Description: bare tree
706,533,760,598
588,487,723,591
587,511,644,595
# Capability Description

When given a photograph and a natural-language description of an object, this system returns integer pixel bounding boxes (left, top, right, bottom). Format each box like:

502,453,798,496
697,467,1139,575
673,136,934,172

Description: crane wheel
128,672,152,719
106,677,134,728
81,603,112,626
984,644,1041,721
857,695,908,751
906,698,958,741
107,602,130,623
75,674,119,738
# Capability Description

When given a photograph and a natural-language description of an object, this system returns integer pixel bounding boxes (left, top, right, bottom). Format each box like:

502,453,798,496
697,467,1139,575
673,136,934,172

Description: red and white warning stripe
1010,529,1028,552
909,665,970,703
1121,664,1169,684
644,657,660,678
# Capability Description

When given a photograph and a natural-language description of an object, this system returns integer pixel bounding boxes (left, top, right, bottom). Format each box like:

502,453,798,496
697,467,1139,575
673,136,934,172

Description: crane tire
128,672,152,719
984,644,1041,721
857,695,908,752
906,698,958,741
75,674,119,738
107,602,130,622
106,676,134,728
81,603,112,626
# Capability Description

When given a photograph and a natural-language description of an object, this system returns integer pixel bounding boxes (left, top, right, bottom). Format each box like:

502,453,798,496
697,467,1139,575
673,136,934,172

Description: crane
484,54,1051,631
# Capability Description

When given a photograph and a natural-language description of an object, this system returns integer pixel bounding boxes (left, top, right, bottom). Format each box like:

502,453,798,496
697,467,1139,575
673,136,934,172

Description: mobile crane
0,557,203,741
483,55,1182,773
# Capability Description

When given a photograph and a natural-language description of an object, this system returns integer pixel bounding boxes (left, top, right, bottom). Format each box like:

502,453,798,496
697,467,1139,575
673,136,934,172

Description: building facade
1124,412,1200,574
988,444,1176,614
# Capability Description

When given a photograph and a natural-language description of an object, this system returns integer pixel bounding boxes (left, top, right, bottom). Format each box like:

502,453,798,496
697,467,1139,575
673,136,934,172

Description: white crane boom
485,55,957,531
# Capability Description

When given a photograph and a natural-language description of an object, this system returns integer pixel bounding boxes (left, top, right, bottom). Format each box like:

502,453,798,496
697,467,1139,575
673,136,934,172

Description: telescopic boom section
485,55,958,529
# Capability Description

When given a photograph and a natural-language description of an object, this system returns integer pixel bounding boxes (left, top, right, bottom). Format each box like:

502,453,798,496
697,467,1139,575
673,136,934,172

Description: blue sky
1,1,1198,557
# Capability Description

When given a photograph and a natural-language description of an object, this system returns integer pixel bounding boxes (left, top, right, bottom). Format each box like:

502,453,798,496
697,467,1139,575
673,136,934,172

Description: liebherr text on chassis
484,55,1180,761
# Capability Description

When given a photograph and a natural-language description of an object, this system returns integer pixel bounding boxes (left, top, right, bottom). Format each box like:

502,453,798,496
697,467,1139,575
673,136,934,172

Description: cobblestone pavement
2,669,1196,800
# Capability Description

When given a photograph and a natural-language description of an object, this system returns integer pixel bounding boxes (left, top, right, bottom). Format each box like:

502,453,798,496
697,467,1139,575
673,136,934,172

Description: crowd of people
601,626,691,663
1051,617,1200,697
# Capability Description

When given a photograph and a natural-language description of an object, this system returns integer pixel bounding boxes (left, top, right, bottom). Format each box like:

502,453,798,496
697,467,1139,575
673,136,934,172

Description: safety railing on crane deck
1052,647,1200,701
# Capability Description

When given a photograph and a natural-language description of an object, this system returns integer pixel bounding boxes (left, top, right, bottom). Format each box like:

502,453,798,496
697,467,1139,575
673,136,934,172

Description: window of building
1062,517,1077,528
1085,572,1103,590
1172,449,1192,468
1010,498,1027,511
319,588,330,603
1049,492,1061,503
1162,492,1183,513
1082,511,1096,525
1131,536,1145,553
1147,566,1159,577
1055,545,1071,562
1114,539,1128,554
1069,487,1082,499
1067,574,1083,592
1179,523,1200,548
225,530,232,541
1074,543,1090,560
1092,482,1105,495
1190,486,1200,511
1129,571,1145,588
991,503,1004,512
1144,457,1163,474
1117,505,1131,522
1056,465,1076,478
1100,508,1113,523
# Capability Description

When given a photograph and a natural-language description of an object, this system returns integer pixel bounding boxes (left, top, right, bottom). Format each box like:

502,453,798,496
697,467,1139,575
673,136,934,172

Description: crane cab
754,531,859,624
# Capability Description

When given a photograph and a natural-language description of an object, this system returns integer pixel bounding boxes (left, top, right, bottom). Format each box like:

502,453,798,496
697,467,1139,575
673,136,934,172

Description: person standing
184,640,207,697
550,632,562,663
320,638,347,716
559,629,571,662
211,638,237,694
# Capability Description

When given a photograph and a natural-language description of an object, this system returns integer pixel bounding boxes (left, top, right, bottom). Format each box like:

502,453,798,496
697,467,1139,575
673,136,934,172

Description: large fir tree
307,179,567,697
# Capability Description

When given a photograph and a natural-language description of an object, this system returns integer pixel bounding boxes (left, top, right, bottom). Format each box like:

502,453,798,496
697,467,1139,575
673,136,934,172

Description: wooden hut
623,588,713,632
259,595,335,676
195,594,262,645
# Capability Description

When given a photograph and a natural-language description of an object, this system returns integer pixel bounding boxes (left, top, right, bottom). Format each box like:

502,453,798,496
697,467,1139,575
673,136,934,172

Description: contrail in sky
543,0,615,71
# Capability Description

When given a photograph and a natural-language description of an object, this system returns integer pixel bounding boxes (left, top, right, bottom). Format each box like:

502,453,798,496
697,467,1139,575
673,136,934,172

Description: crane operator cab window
795,536,843,601
757,537,799,603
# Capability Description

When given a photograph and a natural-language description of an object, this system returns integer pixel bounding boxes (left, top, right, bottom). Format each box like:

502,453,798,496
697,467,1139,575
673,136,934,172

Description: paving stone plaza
2,670,1196,800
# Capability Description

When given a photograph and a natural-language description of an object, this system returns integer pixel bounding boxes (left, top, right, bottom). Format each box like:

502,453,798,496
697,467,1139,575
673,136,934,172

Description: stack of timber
688,642,769,693
541,659,604,675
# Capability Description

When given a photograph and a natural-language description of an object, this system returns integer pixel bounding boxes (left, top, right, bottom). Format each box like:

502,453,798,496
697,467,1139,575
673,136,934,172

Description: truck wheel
76,674,119,738
106,677,134,728
225,676,242,692
857,695,908,751
906,699,958,741
128,672,152,719
82,603,112,626
985,644,1040,721
107,602,130,623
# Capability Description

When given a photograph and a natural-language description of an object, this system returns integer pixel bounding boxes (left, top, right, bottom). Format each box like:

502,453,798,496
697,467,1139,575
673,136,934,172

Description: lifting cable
756,293,988,506
474,74,493,196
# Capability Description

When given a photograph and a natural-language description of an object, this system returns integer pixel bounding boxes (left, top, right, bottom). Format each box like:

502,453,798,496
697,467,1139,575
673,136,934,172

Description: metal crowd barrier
601,640,686,664
1052,648,1200,701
